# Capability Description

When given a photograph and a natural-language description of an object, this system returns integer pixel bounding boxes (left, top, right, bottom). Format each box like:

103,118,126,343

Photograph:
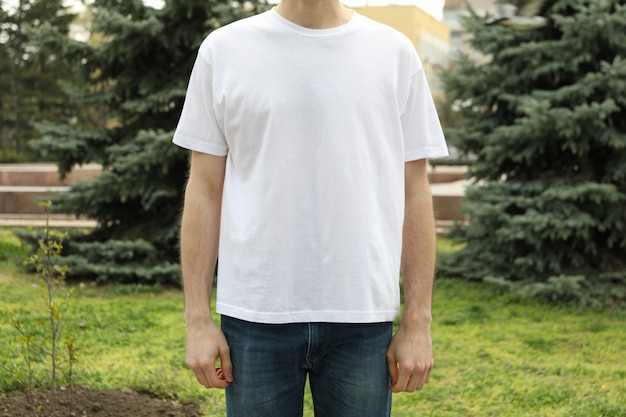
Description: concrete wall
0,163,467,226
0,164,101,214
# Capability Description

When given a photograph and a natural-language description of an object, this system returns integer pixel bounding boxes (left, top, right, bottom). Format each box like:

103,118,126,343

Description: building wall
444,0,497,58
354,5,450,100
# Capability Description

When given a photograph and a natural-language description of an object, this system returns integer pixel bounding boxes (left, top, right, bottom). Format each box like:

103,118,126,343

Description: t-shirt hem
173,133,228,156
216,303,399,324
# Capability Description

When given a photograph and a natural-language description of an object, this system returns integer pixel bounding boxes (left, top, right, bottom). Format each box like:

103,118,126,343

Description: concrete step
0,185,69,214
0,213,455,232
0,164,101,215
1,183,469,220
0,163,468,225
431,179,469,222
0,163,101,187
0,213,97,228
0,164,465,186
0,214,458,232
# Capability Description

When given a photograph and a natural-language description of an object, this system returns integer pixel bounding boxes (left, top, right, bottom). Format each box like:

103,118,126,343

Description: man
173,0,448,415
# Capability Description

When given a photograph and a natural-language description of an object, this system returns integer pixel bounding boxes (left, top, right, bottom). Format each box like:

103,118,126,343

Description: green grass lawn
1,228,625,416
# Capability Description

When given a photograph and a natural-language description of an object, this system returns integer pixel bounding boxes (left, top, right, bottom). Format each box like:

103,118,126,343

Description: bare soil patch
0,386,201,417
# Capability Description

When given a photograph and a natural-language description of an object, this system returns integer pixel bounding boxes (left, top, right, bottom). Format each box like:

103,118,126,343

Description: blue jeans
221,315,393,417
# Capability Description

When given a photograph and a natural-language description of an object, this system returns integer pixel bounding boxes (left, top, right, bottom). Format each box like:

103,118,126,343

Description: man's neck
274,0,353,29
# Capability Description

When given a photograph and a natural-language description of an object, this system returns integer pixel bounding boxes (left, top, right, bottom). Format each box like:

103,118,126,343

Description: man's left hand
386,324,433,393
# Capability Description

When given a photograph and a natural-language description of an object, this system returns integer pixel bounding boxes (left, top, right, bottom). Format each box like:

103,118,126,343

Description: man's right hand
186,320,233,389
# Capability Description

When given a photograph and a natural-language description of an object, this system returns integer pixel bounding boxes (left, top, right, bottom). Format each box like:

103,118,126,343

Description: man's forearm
387,159,436,393
180,153,226,325
179,153,231,389
401,161,437,330
181,186,221,324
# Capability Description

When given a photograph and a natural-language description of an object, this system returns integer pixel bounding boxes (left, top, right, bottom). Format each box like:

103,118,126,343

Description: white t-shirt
173,9,448,324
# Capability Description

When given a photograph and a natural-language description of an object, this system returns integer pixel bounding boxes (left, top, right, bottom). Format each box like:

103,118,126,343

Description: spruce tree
439,0,626,305
28,0,268,285
0,0,76,161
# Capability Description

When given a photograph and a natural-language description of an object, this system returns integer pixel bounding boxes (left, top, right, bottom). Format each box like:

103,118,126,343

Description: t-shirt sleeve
172,52,228,156
401,63,449,162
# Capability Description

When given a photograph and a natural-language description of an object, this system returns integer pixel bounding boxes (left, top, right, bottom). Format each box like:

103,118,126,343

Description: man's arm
387,158,436,393
180,151,232,389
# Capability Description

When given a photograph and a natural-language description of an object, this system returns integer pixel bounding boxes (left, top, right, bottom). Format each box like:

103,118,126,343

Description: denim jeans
221,315,393,417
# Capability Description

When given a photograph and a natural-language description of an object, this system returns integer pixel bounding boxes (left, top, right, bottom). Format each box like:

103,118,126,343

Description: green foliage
0,229,29,263
3,235,622,414
14,228,180,285
0,0,78,161
26,0,269,285
1,263,624,416
63,239,182,285
439,0,626,305
8,202,80,395
0,148,32,163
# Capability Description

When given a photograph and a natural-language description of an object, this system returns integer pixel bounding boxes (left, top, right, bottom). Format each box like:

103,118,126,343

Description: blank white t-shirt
173,9,448,324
